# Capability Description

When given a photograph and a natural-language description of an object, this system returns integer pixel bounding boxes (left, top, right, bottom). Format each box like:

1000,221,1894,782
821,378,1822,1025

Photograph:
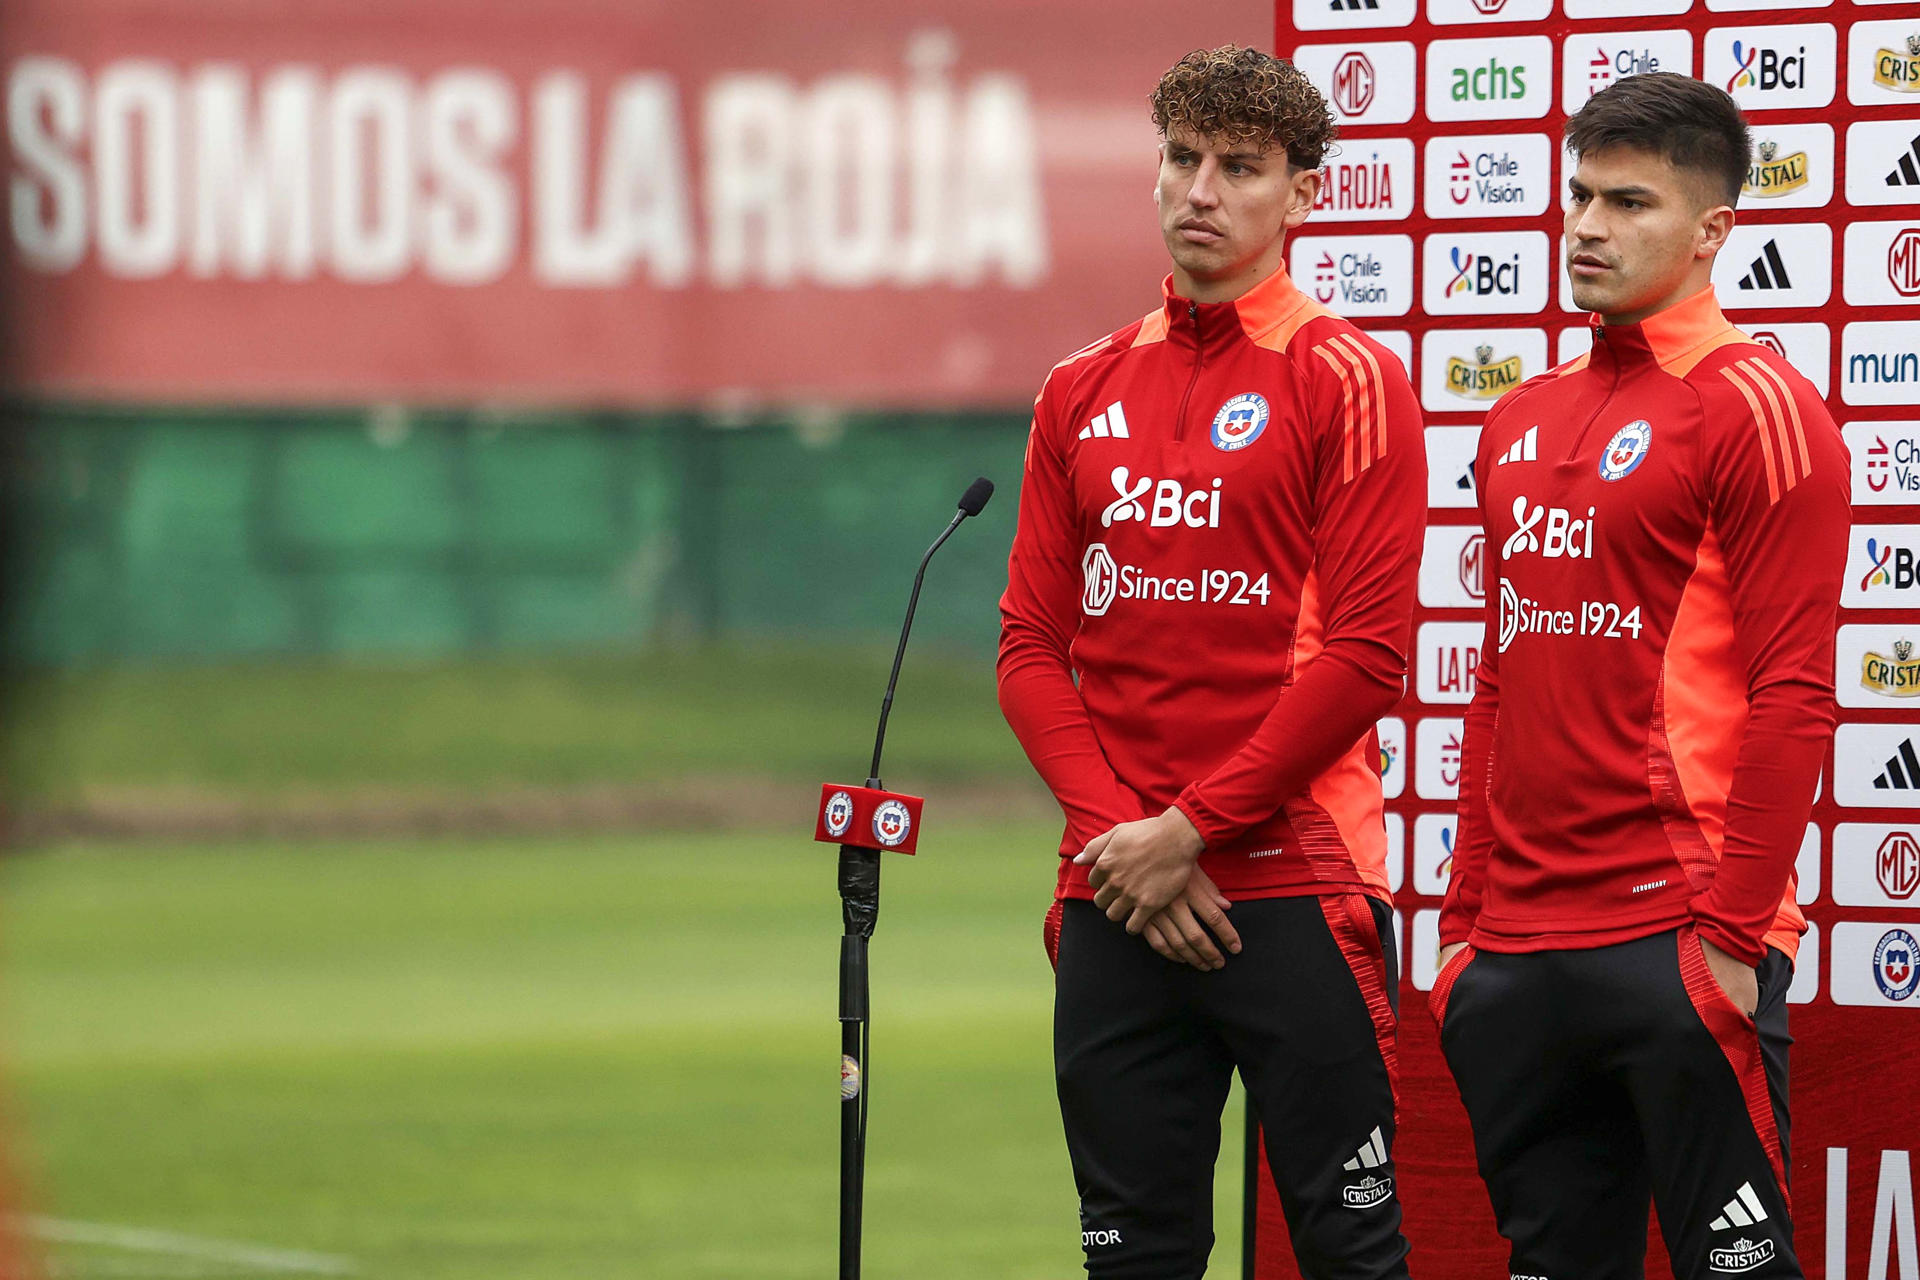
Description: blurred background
0,2,1268,1276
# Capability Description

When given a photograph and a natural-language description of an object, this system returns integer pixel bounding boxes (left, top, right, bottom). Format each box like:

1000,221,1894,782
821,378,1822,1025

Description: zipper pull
1188,302,1198,321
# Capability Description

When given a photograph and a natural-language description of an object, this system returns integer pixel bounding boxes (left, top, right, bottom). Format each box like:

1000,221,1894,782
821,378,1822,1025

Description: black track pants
1054,894,1412,1279
1435,928,1797,1280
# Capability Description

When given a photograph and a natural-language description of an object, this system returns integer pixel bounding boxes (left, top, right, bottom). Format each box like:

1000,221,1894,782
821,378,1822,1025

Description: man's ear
1285,165,1322,229
1696,201,1735,261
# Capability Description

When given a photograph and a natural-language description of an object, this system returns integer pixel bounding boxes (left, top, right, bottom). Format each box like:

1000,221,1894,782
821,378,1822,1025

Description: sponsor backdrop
1261,1,1920,1277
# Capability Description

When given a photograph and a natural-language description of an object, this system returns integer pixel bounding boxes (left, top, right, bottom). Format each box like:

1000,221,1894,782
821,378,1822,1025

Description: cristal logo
1710,1238,1777,1274
1502,496,1596,559
1333,52,1377,115
1447,246,1522,296
1100,467,1223,529
1890,228,1920,298
1343,1176,1394,1208
1082,542,1118,616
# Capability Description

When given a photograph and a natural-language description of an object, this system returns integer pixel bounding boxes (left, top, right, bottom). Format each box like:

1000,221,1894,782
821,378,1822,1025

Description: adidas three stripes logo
1710,1182,1769,1231
1342,1127,1390,1172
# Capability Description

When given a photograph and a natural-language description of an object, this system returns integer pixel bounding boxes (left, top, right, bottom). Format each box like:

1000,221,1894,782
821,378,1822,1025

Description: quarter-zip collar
1586,287,1740,378
1161,264,1310,355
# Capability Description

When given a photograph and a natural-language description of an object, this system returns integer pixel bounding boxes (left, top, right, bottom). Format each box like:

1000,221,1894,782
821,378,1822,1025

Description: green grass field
0,823,1248,1279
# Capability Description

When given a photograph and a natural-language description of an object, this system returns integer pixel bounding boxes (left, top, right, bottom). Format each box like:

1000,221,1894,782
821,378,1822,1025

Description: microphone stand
835,485,987,1280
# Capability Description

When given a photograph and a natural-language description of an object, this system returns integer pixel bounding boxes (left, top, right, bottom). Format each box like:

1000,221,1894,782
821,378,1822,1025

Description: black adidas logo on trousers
1887,134,1920,188
1739,240,1792,291
1874,737,1920,790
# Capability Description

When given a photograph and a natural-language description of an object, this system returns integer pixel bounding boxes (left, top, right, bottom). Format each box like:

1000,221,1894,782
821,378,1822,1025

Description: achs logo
1333,51,1378,115
1082,542,1118,616
1446,344,1524,398
1710,1238,1777,1274
1889,228,1920,298
1447,246,1523,297
1450,55,1529,102
1745,139,1810,198
1874,927,1919,999
1872,33,1920,93
1211,393,1271,452
1877,831,1920,899
1863,638,1920,697
1100,467,1223,529
1599,419,1652,481
1502,496,1596,559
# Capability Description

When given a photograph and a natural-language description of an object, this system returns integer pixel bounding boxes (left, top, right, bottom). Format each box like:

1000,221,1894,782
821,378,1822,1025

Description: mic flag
815,784,925,854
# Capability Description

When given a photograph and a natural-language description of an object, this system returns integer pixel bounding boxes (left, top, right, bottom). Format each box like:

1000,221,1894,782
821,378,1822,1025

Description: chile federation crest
1211,393,1271,453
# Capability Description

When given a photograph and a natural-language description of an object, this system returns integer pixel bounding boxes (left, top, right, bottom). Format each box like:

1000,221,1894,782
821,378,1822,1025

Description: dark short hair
1151,45,1337,171
1563,72,1751,206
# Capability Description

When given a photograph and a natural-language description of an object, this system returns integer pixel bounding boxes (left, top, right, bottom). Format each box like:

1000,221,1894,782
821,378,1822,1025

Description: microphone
809,476,995,1280
865,477,994,785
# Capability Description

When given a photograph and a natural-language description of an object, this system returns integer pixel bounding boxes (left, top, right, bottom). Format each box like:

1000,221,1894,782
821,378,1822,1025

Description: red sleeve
1688,357,1850,965
1171,332,1425,845
1440,421,1503,947
996,378,1152,849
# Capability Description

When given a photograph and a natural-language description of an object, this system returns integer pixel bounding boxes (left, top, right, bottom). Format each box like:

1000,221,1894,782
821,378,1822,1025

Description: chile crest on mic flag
815,785,925,854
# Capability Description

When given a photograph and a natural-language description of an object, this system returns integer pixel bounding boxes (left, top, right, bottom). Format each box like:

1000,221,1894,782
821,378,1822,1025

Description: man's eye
1225,163,1247,176
1569,191,1589,205
1619,199,1641,210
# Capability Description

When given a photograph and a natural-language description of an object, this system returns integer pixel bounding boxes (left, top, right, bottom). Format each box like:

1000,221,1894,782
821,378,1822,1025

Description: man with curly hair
998,45,1424,1278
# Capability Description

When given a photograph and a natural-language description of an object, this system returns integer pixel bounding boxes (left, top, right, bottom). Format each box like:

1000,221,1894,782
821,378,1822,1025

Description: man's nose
1570,202,1608,243
1188,158,1221,208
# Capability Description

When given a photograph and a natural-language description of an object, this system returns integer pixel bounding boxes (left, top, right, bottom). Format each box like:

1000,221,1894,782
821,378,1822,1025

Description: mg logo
1471,0,1508,11
1879,831,1920,899
1082,543,1118,616
1334,52,1377,116
1890,228,1920,298
1752,330,1786,355
1458,533,1485,600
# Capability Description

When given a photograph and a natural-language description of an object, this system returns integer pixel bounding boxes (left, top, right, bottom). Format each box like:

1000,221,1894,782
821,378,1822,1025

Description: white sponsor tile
1417,620,1485,705
1562,30,1696,115
1798,822,1821,905
1845,120,1920,208
1841,322,1920,407
1848,21,1920,108
1415,716,1466,800
1289,234,1415,316
1378,716,1407,800
1736,123,1834,208
1423,231,1551,316
1418,524,1487,609
1833,823,1920,907
1424,133,1553,219
1705,24,1838,111
1385,812,1405,894
1563,0,1690,14
1830,921,1920,1006
1425,426,1483,509
1427,0,1552,22
1835,722,1920,807
1425,37,1554,122
1410,908,1441,991
1294,0,1419,30
1413,813,1458,896
1737,322,1830,397
1313,138,1416,223
1837,622,1920,708
1366,329,1414,381
1420,326,1548,410
1841,525,1920,611
1293,42,1420,124
1711,223,1832,309
1708,0,1830,11
1558,326,1594,364
1843,221,1920,307
1842,423,1920,508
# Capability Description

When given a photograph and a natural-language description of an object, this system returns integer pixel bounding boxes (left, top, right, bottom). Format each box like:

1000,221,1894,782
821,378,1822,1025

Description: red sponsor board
0,0,1265,408
1257,2,1920,1277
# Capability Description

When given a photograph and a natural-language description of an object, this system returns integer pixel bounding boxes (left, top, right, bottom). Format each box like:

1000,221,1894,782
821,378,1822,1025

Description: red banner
1255,2,1920,1277
0,0,1266,408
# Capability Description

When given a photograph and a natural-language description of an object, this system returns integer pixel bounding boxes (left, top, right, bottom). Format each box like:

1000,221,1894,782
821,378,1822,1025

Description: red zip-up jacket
997,265,1425,903
1439,289,1849,966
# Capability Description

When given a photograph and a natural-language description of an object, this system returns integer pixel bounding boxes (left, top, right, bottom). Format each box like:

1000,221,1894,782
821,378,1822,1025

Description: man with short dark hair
997,44,1424,1279
1434,72,1848,1280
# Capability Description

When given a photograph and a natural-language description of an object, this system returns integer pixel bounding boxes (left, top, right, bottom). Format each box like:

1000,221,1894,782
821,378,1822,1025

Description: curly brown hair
1150,45,1337,171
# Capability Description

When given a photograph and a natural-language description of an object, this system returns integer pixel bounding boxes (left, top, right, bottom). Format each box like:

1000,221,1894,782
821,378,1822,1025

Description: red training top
1439,289,1849,966
997,264,1425,904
